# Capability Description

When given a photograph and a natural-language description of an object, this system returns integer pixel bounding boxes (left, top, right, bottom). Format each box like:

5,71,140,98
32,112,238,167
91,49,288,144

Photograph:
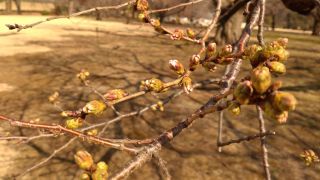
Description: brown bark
5,0,12,13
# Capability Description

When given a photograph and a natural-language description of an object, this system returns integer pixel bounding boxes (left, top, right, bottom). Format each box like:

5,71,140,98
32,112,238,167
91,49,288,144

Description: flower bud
103,89,129,101
260,43,289,62
86,129,98,136
143,78,164,92
207,42,217,52
276,38,288,48
169,59,185,75
136,0,149,11
272,92,297,111
48,91,59,103
300,149,320,166
233,80,253,105
74,150,94,171
205,43,217,58
77,69,90,81
262,101,288,123
182,76,193,94
251,66,272,94
80,173,91,180
269,80,283,91
92,161,108,180
138,12,148,23
171,29,184,40
228,102,241,115
66,118,83,129
186,28,195,39
243,44,262,66
267,61,286,74
221,44,233,55
83,100,107,115
189,55,200,71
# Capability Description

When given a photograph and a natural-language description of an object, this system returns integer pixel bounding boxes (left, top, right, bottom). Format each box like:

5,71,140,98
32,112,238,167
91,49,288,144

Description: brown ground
0,15,319,180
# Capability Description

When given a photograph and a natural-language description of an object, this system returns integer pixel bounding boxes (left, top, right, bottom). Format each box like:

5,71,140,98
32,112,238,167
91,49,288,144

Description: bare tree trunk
312,8,320,36
271,14,276,31
312,16,320,35
5,0,12,13
13,0,21,14
68,0,74,16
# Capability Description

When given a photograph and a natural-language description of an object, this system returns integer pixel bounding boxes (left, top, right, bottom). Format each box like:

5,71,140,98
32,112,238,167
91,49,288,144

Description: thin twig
217,111,224,152
257,106,272,180
257,0,266,46
218,130,276,147
148,0,205,14
153,153,171,180
17,137,77,178
6,0,136,31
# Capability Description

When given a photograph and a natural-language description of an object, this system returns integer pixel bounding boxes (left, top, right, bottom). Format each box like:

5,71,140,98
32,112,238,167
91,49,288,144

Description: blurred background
0,0,319,179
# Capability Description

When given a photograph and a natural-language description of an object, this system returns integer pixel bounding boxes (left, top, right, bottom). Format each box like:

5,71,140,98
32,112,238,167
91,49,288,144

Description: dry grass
0,15,319,179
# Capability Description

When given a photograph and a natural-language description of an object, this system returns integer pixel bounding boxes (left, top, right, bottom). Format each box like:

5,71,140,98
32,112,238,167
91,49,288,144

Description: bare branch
218,131,276,147
257,106,272,180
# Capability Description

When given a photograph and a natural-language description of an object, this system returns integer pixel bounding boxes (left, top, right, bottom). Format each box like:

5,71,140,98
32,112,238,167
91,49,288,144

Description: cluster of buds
74,150,108,179
171,29,185,40
202,43,234,72
48,91,59,104
103,89,129,102
83,100,107,116
77,69,90,82
65,117,83,129
151,101,164,111
243,38,289,70
300,149,320,166
232,38,297,123
169,59,185,75
140,78,165,93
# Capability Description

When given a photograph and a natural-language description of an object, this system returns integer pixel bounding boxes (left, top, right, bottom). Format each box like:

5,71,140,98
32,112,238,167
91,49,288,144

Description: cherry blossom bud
251,66,272,94
142,78,164,93
189,55,200,71
169,59,185,75
74,150,94,171
66,118,83,129
233,80,253,105
186,28,195,39
92,161,108,180
262,101,288,123
136,0,149,11
221,44,233,55
83,100,107,115
171,29,184,40
228,102,241,115
276,38,288,48
267,61,286,74
80,173,90,180
300,149,320,166
86,129,98,136
207,42,217,52
77,69,90,81
103,89,129,101
272,92,297,111
138,13,148,22
182,76,193,94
